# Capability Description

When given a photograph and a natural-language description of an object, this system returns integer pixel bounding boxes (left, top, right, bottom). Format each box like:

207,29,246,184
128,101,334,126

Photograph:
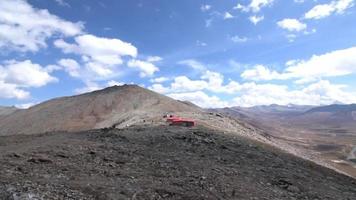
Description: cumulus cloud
233,80,356,107
55,34,160,80
152,77,356,108
231,36,248,43
74,81,103,94
150,77,169,83
146,56,163,63
304,0,354,20
249,15,264,25
54,34,137,66
0,60,57,99
241,65,285,81
0,0,83,52
149,58,356,107
149,70,241,95
277,18,307,32
127,59,159,77
200,5,211,12
285,46,356,82
223,12,234,19
57,59,81,77
0,82,29,99
241,46,356,83
1,60,57,88
15,102,36,109
54,0,70,7
107,80,124,87
168,91,230,108
234,0,274,13
75,80,125,94
178,59,206,71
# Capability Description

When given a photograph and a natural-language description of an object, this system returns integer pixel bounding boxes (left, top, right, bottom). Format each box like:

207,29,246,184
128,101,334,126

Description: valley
214,104,356,177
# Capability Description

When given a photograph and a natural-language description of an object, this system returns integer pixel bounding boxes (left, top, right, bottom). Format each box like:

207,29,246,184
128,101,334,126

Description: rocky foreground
0,126,355,200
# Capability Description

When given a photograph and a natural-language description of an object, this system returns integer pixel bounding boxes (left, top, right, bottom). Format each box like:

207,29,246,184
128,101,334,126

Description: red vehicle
165,115,195,127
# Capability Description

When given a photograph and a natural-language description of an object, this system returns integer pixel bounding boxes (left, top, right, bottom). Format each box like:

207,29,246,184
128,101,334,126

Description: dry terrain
215,105,356,178
0,125,355,200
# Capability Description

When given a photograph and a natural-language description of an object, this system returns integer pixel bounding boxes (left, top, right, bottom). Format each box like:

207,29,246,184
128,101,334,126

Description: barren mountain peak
0,85,201,135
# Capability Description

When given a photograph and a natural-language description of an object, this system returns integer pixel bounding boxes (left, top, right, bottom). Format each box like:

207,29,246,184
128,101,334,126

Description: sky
0,0,356,108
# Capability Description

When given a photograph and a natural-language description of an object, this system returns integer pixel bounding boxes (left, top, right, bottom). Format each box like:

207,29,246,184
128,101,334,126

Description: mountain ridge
0,84,202,136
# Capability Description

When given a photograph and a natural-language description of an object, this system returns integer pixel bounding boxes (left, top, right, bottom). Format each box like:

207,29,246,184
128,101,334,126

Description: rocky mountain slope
214,104,356,178
0,85,268,145
0,126,355,199
0,106,18,117
0,85,201,136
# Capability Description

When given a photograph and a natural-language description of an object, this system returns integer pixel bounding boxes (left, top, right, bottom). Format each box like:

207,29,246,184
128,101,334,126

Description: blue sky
0,0,356,108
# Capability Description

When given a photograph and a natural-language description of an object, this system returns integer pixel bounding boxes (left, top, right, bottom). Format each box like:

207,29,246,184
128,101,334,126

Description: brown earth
0,85,201,136
214,106,356,178
0,125,355,200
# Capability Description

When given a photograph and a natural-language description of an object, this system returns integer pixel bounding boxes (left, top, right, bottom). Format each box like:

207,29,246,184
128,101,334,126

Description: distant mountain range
213,103,356,177
306,104,356,114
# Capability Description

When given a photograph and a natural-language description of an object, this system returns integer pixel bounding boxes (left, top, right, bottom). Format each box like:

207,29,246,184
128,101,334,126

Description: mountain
0,125,355,199
306,104,356,113
247,104,314,114
297,104,356,125
0,106,18,117
214,104,356,178
0,85,202,136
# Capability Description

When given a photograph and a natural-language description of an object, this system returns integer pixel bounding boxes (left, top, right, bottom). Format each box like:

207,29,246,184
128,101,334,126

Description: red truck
165,115,195,127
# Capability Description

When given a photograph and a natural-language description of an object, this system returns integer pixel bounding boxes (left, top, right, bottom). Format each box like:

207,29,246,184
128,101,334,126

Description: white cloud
74,81,103,94
241,65,285,81
1,60,57,88
58,59,81,77
107,80,124,87
304,0,354,20
170,76,208,92
277,18,307,32
0,60,57,99
294,0,305,3
249,15,264,25
168,91,229,108
205,19,213,27
150,77,169,83
15,102,36,109
54,34,159,80
231,35,248,43
286,34,298,42
149,69,242,95
54,0,70,7
201,5,211,12
75,80,125,94
241,46,356,83
285,46,356,82
234,0,274,13
54,34,137,66
178,59,206,71
146,56,162,62
0,82,29,99
127,59,159,77
232,80,356,107
149,84,171,94
196,40,208,47
223,12,234,19
85,62,113,77
0,0,83,52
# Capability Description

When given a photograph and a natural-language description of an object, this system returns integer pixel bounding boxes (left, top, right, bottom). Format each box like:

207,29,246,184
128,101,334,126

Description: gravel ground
0,125,355,200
